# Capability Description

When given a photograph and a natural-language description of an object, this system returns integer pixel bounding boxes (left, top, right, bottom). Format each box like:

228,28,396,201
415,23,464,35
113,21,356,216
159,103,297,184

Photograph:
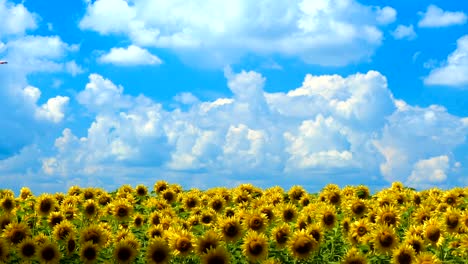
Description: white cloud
65,60,85,76
392,24,417,40
424,35,468,87
174,92,199,105
79,0,395,67
22,86,69,123
3,67,467,192
35,96,69,123
77,74,132,112
373,104,467,183
0,0,37,37
418,5,467,28
407,156,450,188
0,0,74,163
376,6,397,25
98,45,162,66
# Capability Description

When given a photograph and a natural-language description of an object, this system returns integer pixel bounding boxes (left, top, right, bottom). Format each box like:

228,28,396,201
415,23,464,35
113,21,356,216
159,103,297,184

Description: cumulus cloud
373,103,467,184
0,0,37,37
98,45,162,66
392,24,417,40
375,6,397,25
22,86,69,123
77,74,133,113
418,5,467,28
65,60,85,76
29,68,465,191
407,156,450,188
0,2,78,159
79,0,394,67
424,35,468,87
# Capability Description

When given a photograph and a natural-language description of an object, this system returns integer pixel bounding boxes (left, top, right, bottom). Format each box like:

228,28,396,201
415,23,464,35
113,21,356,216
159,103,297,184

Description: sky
0,0,467,195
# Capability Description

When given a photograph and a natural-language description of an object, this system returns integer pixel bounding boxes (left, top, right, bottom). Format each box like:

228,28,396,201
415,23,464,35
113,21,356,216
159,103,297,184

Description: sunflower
349,219,372,245
217,217,243,243
80,241,99,264
444,208,461,233
83,199,100,219
271,223,290,248
243,210,268,232
376,204,401,227
0,195,15,213
181,193,200,211
67,185,82,196
112,199,133,222
320,204,337,230
442,190,460,207
259,205,275,223
135,184,148,197
348,199,367,218
65,234,77,255
287,229,318,260
133,213,145,228
52,220,75,242
355,185,371,199
342,247,368,264
392,244,416,264
209,194,225,212
196,230,223,255
3,222,31,245
154,180,169,194
80,224,109,248
161,189,177,204
233,190,251,205
168,228,194,256
412,206,432,225
0,239,9,263
146,238,171,264
200,208,217,226
342,217,352,235
307,223,324,246
415,252,441,264
82,187,96,200
19,187,33,200
323,188,342,205
47,211,64,227
17,237,37,261
296,214,310,230
372,224,398,255
423,218,445,247
278,202,298,223
201,246,230,264
404,234,425,255
36,194,57,216
242,231,268,262
37,241,61,264
97,193,112,206
288,185,306,202
34,234,49,245
0,214,13,232
113,239,138,264
147,225,165,240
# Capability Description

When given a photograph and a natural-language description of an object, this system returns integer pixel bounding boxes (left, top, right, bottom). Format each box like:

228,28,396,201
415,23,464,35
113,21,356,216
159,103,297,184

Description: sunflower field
1,181,468,263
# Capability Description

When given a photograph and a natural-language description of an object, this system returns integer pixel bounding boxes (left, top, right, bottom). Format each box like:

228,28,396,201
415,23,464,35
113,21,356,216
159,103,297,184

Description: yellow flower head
242,231,269,262
287,229,318,260
146,238,172,264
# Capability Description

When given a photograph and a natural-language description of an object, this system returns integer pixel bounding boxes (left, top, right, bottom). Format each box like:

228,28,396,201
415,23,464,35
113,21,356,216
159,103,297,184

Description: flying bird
0,61,7,64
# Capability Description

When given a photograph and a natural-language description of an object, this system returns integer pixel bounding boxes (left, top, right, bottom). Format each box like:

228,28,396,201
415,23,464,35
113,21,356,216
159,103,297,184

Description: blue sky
1,0,467,194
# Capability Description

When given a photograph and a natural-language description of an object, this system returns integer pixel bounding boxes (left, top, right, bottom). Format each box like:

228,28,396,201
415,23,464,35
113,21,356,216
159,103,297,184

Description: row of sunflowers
0,181,468,263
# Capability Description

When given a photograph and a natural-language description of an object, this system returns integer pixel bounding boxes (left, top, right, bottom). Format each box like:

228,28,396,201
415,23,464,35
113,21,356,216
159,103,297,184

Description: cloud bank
425,35,468,87
80,0,395,67
2,68,462,193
